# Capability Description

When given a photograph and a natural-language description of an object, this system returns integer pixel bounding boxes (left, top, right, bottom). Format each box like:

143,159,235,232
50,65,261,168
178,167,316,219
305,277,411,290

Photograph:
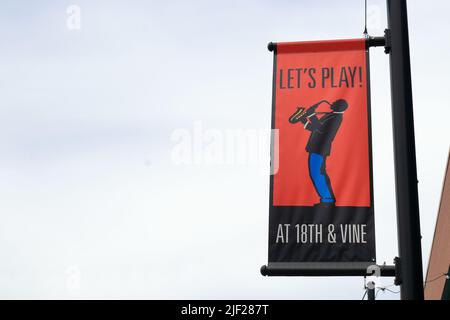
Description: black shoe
313,202,335,208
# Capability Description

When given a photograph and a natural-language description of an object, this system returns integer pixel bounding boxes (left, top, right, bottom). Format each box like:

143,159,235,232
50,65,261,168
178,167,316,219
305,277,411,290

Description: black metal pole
367,282,375,301
386,0,424,300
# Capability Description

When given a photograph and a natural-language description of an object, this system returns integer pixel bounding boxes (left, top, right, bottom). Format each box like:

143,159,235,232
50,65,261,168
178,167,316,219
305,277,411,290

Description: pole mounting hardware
384,29,392,54
394,257,402,286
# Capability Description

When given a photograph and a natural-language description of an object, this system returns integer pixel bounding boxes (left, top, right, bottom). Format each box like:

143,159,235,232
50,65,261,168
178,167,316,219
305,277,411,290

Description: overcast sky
0,0,449,299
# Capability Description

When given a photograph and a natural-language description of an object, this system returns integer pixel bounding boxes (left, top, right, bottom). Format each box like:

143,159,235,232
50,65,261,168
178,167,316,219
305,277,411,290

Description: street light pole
386,0,424,300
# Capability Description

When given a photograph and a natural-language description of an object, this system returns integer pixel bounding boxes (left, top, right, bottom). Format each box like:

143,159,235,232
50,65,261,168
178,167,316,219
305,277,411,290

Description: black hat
331,99,348,112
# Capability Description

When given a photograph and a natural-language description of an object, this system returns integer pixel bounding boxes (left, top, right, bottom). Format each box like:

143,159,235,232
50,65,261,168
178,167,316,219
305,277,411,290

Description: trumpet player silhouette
288,99,348,206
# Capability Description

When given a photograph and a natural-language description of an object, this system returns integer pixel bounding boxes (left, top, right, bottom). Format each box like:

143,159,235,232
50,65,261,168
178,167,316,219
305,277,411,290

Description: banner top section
269,38,366,54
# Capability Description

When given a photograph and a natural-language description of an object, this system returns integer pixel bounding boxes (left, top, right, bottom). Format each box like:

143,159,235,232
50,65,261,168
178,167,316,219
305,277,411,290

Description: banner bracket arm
367,29,391,54
260,263,397,277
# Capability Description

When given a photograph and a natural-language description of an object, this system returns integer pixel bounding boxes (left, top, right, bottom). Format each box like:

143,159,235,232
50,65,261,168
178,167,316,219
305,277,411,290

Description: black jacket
304,112,343,156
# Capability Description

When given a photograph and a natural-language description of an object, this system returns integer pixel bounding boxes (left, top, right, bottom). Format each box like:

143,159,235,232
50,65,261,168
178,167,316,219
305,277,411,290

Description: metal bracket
366,30,391,55
384,29,392,54
394,257,402,285
261,262,396,277
367,36,385,48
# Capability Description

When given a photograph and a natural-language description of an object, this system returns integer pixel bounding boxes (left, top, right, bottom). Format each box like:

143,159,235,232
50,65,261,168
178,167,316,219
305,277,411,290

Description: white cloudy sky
0,0,449,299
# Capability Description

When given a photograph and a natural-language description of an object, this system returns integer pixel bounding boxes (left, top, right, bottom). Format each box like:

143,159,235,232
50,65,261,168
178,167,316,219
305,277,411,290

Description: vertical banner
268,39,375,265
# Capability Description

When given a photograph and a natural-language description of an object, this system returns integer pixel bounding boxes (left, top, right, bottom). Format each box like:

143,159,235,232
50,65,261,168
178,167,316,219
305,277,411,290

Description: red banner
268,39,375,263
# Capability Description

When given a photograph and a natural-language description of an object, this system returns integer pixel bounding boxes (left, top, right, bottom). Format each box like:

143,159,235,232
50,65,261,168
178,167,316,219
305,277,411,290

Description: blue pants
308,153,335,203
